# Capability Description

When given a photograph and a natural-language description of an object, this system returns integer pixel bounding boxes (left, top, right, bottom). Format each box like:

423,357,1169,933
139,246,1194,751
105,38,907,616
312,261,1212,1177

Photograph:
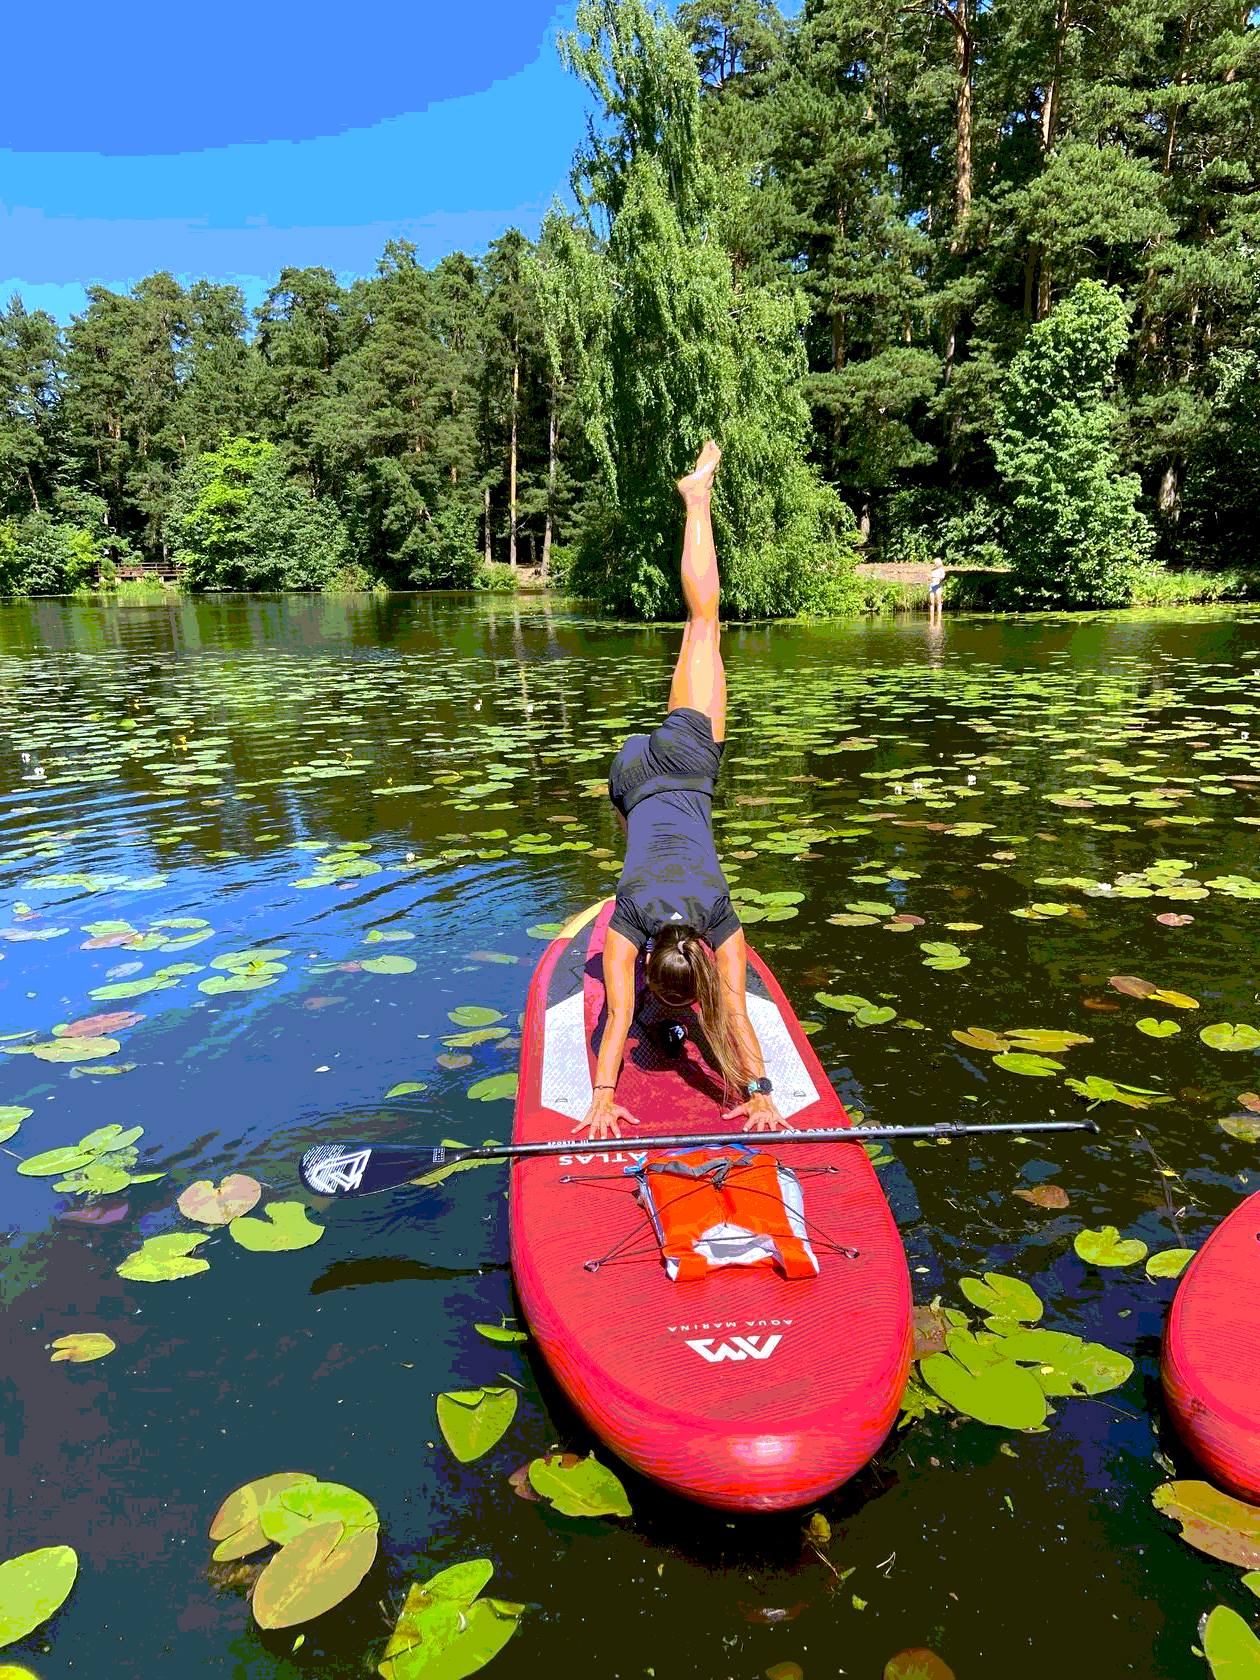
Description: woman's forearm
595,1006,633,1090
728,1007,766,1085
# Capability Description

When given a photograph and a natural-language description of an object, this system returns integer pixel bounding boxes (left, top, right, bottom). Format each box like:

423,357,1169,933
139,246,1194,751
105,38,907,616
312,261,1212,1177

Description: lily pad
991,1052,1064,1077
952,1027,1010,1052
0,1107,32,1143
1136,1018,1180,1038
1201,1605,1260,1678
88,976,179,1001
1012,1184,1069,1210
361,955,417,975
178,1174,262,1225
994,1327,1133,1395
467,1074,518,1102
814,993,872,1014
959,1273,1043,1323
17,1147,98,1178
54,1011,145,1038
210,1472,318,1562
0,1545,78,1647
854,1005,897,1026
49,1333,115,1363
1109,975,1156,998
378,1561,524,1680
1148,988,1198,1009
1201,1023,1260,1052
1146,1247,1194,1279
474,1324,528,1344
919,1349,1048,1429
1152,1481,1260,1567
1222,1116,1260,1142
1065,1075,1172,1109
436,1386,518,1462
883,1652,956,1680
526,1454,632,1518
30,1036,120,1063
1004,1029,1092,1053
447,1006,505,1028
527,923,564,939
229,1202,324,1252
443,1028,509,1048
117,1231,212,1281
1074,1226,1148,1266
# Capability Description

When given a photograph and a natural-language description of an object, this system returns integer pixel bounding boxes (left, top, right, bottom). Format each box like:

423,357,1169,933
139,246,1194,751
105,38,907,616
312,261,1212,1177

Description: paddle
299,1116,1099,1199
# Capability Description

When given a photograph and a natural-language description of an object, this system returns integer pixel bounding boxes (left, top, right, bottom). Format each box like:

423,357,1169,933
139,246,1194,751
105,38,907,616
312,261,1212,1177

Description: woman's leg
669,441,726,742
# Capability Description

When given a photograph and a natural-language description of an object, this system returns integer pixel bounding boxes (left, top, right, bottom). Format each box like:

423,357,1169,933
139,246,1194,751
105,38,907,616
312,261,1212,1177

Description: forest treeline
3,0,1259,615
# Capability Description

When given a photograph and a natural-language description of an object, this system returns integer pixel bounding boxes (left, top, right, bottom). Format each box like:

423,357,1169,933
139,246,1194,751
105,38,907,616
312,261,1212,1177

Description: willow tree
531,0,854,618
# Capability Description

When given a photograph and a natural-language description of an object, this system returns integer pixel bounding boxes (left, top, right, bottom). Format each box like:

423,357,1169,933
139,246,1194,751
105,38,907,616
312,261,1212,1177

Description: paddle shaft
437,1116,1096,1165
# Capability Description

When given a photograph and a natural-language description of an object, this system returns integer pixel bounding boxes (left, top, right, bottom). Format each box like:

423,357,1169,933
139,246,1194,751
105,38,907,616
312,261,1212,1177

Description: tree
993,280,1151,605
535,0,855,617
0,295,64,521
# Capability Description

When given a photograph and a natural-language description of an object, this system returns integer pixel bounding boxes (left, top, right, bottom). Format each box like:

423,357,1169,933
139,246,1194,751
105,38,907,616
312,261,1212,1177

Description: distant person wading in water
928,555,946,619
574,441,790,1143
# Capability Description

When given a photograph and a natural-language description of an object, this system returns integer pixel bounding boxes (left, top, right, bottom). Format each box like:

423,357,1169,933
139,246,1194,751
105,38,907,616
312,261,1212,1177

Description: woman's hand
572,1089,640,1141
723,1091,792,1133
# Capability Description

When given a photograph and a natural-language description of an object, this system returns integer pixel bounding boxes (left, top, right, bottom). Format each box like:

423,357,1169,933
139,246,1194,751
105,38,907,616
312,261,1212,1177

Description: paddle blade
299,1142,440,1198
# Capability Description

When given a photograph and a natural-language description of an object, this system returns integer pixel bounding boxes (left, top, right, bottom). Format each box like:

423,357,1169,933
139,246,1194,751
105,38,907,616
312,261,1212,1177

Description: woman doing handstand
574,440,791,1142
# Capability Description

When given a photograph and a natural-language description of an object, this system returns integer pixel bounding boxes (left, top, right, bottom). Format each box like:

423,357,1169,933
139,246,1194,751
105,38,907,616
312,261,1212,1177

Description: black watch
745,1077,773,1097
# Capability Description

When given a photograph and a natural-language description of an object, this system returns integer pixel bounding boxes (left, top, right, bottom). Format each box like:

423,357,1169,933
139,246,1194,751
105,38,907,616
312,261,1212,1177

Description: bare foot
677,439,721,501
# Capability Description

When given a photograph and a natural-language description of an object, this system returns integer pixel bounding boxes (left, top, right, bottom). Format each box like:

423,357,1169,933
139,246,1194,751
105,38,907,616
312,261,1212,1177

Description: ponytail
645,924,746,1099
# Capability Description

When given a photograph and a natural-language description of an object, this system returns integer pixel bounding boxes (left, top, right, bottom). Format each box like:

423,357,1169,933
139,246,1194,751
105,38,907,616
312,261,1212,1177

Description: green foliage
0,515,102,595
993,283,1153,607
534,0,857,619
172,434,348,590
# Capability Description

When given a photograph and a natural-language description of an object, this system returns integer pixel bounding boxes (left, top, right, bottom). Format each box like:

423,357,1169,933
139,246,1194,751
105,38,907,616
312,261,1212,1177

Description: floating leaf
361,955,417,975
1201,1023,1260,1052
1239,1093,1260,1113
1013,1184,1070,1210
442,1028,509,1048
178,1175,262,1225
1136,1018,1180,1038
436,1387,518,1462
854,1005,897,1026
49,1333,115,1364
474,1324,528,1344
959,1273,1043,1323
912,1306,950,1357
210,1472,318,1562
995,1328,1133,1395
1065,1075,1171,1109
88,977,178,1001
952,1027,1010,1052
1146,1247,1194,1279
826,912,880,927
1109,975,1156,998
54,1011,145,1038
378,1561,524,1680
1004,1029,1092,1052
17,1147,98,1178
385,1082,429,1098
992,1052,1064,1077
447,1005,505,1028
1156,913,1195,926
527,923,563,939
467,1074,518,1103
30,1036,120,1063
229,1202,324,1252
0,1106,32,1144
883,1652,956,1680
526,1454,632,1518
814,993,871,1013
253,1519,377,1630
0,1545,78,1647
1201,1605,1260,1678
1148,988,1199,1010
1222,1116,1260,1142
919,1350,1047,1429
117,1231,212,1281
1074,1226,1148,1266
1152,1481,1260,1567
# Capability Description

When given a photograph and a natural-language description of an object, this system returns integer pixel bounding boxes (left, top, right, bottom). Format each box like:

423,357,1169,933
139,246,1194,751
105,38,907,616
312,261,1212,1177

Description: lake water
2,593,1259,1678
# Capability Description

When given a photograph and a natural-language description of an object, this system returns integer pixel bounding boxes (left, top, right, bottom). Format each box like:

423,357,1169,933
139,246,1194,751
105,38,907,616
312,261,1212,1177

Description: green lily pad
77,1124,143,1153
88,977,179,1001
0,1544,78,1647
952,1027,1010,1052
360,955,417,975
1146,1247,1195,1279
1201,1023,1260,1052
1074,1226,1148,1266
436,1387,518,1462
919,1350,1048,1429
17,1147,98,1178
474,1324,528,1344
443,1027,510,1048
527,923,564,938
1201,1605,1260,1678
447,1005,505,1028
994,1328,1133,1395
814,993,872,1013
49,1332,116,1363
258,1480,378,1546
229,1202,324,1252
253,1519,378,1630
1152,1481,1260,1567
30,1036,120,1062
527,1454,632,1518
958,1273,1043,1323
1065,1075,1171,1109
0,1106,32,1143
1003,1029,1092,1053
378,1561,524,1680
209,1472,319,1562
826,913,880,927
854,1005,897,1026
1222,1116,1260,1141
117,1231,212,1281
1136,1018,1180,1038
467,1074,518,1102
385,1082,429,1098
992,1052,1064,1076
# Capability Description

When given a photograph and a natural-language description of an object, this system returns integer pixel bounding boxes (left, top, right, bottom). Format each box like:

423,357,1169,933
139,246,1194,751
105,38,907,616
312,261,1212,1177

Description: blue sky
2,0,800,326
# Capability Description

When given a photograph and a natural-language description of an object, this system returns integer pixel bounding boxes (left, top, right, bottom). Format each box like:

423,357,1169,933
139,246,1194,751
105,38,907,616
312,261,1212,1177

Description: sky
0,0,630,324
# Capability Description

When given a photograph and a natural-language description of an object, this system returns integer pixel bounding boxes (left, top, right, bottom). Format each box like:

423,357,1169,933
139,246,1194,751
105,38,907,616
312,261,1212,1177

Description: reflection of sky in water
0,596,1258,1677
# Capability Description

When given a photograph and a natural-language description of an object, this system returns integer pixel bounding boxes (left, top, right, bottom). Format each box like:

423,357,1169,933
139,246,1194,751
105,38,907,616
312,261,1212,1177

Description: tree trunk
954,12,972,228
1041,0,1068,155
509,333,519,569
25,469,40,516
1158,458,1184,525
541,376,558,578
484,484,493,567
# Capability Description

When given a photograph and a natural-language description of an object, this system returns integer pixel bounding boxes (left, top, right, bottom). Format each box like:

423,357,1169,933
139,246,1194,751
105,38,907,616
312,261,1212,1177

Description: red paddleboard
510,897,912,1512
1161,1190,1260,1502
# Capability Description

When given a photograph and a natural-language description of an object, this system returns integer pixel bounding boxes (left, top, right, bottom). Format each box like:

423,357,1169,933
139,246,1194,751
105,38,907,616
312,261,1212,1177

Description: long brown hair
645,925,746,1099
